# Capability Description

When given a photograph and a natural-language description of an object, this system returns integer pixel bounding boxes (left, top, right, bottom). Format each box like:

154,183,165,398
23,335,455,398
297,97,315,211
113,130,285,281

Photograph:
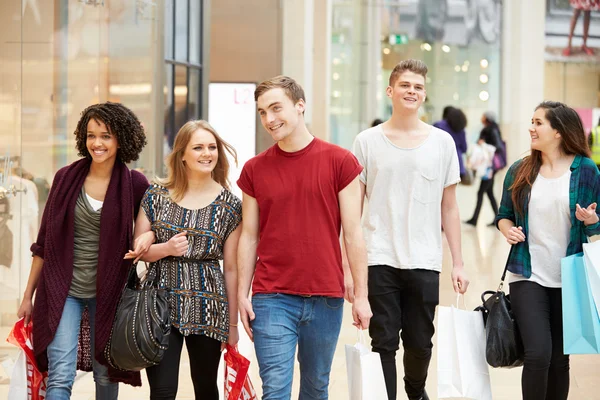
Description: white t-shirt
353,125,461,271
510,171,571,288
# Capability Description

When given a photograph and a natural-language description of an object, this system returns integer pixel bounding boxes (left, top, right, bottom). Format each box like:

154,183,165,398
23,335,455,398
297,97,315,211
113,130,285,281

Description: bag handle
356,328,368,345
455,294,467,310
497,245,516,292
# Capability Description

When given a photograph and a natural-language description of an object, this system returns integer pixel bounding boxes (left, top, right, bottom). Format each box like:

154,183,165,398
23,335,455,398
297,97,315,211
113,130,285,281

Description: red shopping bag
6,319,48,400
224,345,257,400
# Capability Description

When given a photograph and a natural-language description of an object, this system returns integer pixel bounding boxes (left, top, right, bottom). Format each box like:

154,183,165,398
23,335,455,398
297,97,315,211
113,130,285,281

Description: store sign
208,83,257,197
388,34,409,45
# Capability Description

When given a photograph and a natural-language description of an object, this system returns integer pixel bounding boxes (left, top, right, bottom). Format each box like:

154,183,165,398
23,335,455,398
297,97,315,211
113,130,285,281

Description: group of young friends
15,59,600,400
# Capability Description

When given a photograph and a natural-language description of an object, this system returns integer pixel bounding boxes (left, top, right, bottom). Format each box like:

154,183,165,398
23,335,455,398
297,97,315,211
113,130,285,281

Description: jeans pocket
324,297,344,310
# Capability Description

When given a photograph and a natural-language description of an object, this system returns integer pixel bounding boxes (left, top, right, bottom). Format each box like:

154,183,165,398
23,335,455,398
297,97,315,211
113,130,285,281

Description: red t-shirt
237,137,363,297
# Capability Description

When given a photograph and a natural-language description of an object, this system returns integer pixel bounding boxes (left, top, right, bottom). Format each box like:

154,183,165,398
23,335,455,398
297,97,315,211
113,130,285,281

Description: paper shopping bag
561,253,600,354
344,329,388,400
437,295,492,400
224,345,257,400
6,319,47,400
582,241,600,319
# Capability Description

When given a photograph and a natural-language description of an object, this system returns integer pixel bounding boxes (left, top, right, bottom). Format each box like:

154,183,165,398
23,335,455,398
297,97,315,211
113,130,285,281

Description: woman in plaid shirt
495,101,600,400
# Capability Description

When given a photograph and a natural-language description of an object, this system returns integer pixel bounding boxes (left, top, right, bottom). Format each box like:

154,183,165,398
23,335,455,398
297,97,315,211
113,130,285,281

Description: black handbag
105,264,171,371
475,246,525,368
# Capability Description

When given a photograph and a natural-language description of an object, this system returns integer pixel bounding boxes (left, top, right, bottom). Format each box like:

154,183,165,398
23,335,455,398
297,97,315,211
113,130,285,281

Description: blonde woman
132,120,242,399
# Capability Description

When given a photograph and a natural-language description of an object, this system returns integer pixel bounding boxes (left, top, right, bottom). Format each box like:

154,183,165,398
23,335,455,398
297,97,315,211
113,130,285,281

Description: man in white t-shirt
350,59,470,400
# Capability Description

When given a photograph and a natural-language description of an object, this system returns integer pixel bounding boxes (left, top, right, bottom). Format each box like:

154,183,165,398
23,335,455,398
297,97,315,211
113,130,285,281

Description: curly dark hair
446,107,467,133
73,102,147,163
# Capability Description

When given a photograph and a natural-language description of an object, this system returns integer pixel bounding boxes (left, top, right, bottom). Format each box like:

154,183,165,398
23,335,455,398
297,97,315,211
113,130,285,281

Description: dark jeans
469,175,498,224
510,281,570,400
368,266,440,400
146,328,222,400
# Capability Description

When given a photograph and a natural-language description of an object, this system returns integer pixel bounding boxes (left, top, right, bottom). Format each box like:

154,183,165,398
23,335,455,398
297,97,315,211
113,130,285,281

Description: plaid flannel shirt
495,155,600,278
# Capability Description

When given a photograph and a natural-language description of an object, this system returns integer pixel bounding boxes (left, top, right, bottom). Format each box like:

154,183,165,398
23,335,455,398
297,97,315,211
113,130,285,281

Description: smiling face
256,88,305,142
529,107,562,153
86,118,119,165
181,128,219,175
387,70,426,112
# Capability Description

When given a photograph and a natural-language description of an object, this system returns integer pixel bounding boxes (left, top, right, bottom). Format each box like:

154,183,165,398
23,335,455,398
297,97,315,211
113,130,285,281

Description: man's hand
238,297,255,341
451,265,470,294
351,296,372,329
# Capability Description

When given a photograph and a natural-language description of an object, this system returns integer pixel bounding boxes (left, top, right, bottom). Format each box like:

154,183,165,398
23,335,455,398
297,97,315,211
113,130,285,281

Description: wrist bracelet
230,323,238,327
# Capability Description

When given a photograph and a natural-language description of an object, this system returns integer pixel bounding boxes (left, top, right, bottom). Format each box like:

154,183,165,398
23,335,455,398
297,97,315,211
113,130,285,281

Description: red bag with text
6,319,47,400
224,345,257,400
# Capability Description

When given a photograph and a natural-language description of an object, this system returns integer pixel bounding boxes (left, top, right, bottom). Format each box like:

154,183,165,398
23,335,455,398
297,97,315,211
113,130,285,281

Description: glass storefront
330,0,502,148
0,0,206,348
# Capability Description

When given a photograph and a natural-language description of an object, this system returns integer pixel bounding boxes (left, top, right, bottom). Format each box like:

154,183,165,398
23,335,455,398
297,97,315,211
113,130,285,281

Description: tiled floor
1,178,600,399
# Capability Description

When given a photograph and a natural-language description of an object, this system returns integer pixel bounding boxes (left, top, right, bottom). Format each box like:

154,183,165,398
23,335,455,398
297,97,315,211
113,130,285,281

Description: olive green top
69,187,102,299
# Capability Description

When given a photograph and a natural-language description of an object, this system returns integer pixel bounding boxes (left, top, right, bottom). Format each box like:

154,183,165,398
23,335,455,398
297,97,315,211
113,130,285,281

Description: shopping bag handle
356,328,368,346
455,293,467,310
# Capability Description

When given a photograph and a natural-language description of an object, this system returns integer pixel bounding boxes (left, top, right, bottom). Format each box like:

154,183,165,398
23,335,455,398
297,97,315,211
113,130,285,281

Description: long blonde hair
157,120,238,202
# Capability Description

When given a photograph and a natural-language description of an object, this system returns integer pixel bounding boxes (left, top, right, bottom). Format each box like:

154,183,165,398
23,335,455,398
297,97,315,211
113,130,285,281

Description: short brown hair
389,59,428,86
254,75,306,104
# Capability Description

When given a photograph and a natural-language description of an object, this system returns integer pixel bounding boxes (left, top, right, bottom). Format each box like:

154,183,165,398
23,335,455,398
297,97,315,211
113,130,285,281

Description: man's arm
341,181,367,303
441,184,469,294
237,193,260,341
339,176,372,329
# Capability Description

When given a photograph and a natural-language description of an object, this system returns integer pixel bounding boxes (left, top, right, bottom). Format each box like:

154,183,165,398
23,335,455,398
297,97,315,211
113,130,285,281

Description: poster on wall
575,107,600,133
545,0,600,62
382,0,502,46
208,83,257,198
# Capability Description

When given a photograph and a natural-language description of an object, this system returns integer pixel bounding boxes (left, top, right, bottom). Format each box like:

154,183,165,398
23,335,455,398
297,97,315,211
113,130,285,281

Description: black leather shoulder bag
475,245,525,368
105,264,171,371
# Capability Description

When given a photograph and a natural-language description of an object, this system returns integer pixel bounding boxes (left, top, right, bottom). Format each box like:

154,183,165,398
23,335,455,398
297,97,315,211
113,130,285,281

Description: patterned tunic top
141,184,242,341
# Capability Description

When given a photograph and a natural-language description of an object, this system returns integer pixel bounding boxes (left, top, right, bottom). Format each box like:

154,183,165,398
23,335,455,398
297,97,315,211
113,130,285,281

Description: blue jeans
251,293,344,400
46,296,118,400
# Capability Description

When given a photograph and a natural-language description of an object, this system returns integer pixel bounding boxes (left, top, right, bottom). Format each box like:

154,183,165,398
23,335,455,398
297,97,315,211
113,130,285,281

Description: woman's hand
576,203,599,226
17,298,33,325
221,325,239,351
505,226,526,245
167,231,188,257
124,231,156,262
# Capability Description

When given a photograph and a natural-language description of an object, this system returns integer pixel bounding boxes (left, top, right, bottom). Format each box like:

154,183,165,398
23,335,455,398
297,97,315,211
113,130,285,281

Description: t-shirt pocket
412,169,439,204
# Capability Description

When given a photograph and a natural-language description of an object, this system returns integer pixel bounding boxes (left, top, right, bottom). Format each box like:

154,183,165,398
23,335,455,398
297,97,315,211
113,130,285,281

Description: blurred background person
434,106,468,181
465,111,503,227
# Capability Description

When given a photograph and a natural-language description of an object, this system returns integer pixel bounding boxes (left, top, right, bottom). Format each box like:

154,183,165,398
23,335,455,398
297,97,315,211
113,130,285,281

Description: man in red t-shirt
237,76,372,399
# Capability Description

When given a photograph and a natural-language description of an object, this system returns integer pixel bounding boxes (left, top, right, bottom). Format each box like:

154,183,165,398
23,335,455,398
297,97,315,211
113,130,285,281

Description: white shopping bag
345,329,388,400
8,350,28,399
583,241,600,319
437,295,492,400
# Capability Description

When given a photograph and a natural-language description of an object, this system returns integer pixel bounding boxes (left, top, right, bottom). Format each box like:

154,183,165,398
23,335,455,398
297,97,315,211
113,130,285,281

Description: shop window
164,0,204,153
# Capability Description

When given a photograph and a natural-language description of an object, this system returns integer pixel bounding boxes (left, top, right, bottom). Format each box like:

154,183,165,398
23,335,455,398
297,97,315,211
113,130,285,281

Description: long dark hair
511,101,590,216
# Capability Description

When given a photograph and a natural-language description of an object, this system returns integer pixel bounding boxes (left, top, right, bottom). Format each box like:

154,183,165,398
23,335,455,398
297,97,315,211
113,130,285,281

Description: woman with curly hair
17,102,154,399
133,120,242,399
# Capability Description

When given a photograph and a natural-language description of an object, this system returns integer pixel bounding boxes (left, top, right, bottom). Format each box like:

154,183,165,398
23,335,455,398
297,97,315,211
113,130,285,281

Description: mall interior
1,0,600,399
